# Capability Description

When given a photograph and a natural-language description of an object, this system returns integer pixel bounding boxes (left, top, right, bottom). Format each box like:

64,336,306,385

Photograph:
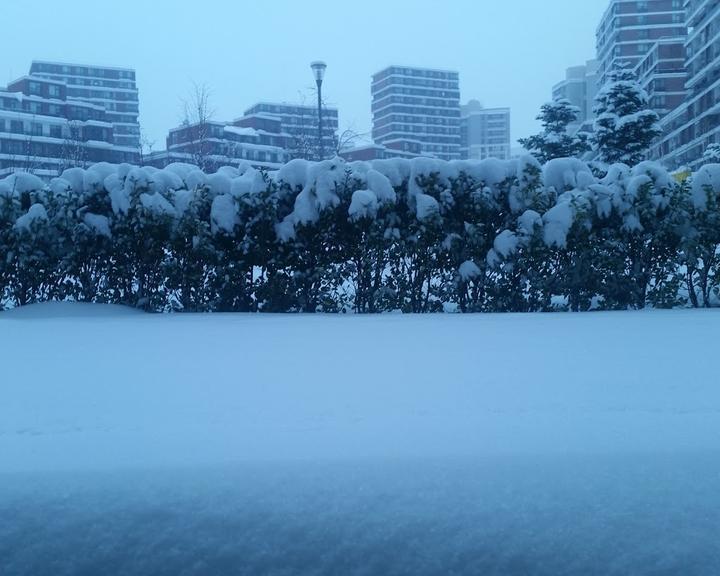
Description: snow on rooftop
246,101,339,112
224,125,258,137
377,64,460,75
31,59,136,73
8,75,67,86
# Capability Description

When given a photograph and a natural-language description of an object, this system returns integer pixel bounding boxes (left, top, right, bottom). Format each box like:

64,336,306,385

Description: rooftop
31,59,136,73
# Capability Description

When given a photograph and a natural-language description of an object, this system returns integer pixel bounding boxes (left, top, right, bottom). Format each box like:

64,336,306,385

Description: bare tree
138,129,156,167
14,115,44,175
334,126,366,157
59,120,88,174
285,88,356,161
286,90,317,161
22,135,41,175
180,82,216,171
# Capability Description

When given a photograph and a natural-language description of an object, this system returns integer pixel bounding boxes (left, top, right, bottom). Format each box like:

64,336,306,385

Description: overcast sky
1,0,609,149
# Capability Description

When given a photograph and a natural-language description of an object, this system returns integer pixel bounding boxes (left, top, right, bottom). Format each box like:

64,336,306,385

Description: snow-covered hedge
0,157,718,312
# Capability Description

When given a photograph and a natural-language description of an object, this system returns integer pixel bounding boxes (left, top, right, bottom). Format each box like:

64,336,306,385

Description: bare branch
179,81,216,171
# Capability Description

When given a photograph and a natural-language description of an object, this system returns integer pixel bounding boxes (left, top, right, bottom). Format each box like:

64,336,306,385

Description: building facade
552,60,599,133
635,36,688,118
460,101,511,160
0,76,138,178
649,0,720,168
371,66,462,161
596,0,686,87
148,114,292,172
29,60,141,150
338,140,423,162
243,102,338,160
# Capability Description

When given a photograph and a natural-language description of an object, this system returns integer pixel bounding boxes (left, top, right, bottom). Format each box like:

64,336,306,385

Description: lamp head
311,61,327,84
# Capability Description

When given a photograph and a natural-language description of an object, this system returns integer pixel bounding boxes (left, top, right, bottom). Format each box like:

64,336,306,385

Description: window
7,140,23,154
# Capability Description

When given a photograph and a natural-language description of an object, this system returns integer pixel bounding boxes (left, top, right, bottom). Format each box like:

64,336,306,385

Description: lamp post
311,61,327,161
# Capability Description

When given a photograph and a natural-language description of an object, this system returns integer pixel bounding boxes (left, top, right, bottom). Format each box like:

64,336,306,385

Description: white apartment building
371,66,462,161
460,101,511,161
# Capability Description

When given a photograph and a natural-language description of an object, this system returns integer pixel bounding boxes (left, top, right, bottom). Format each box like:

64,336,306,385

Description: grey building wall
460,101,511,160
552,60,599,133
372,66,461,161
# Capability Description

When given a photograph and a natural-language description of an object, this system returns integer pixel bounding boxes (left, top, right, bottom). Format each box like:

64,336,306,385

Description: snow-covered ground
2,304,720,574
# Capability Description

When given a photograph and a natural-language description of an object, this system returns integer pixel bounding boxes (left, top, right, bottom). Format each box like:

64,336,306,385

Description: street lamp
311,61,327,160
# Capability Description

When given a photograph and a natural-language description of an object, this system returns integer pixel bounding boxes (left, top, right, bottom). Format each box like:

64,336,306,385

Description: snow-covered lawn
2,304,720,574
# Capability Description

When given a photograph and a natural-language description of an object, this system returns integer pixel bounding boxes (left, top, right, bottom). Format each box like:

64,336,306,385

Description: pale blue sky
0,0,609,148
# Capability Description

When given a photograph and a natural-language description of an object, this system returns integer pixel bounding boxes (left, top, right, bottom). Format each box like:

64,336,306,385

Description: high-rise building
0,76,138,177
29,60,141,150
371,66,461,161
634,36,687,119
243,102,338,160
552,60,599,133
460,101,511,160
648,0,720,168
596,1,686,87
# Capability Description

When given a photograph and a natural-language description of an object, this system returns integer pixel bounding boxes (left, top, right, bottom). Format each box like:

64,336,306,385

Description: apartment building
460,101,511,161
0,76,137,177
552,60,599,133
635,37,688,118
243,102,338,160
29,60,141,149
371,66,462,161
596,0,686,86
651,0,720,167
148,113,292,172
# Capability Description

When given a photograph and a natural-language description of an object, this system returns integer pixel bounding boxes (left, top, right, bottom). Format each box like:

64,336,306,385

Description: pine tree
519,99,590,164
592,68,661,165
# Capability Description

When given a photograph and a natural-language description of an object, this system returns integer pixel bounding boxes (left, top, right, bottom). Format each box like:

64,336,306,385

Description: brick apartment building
244,102,339,160
650,0,720,168
0,75,138,177
147,113,292,172
596,0,686,87
30,61,141,149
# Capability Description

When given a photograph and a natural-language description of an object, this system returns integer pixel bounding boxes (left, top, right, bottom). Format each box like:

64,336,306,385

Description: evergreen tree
519,99,590,164
702,143,720,165
683,165,720,307
592,68,661,165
